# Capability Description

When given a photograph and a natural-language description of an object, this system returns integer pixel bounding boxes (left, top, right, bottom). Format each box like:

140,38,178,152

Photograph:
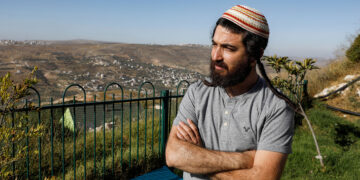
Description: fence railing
5,80,190,179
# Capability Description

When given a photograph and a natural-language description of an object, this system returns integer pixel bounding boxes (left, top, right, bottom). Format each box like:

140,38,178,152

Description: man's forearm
210,151,288,180
165,130,254,174
210,168,259,180
210,165,283,180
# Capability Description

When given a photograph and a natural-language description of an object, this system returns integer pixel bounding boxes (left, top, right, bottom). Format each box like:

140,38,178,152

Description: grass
282,102,360,179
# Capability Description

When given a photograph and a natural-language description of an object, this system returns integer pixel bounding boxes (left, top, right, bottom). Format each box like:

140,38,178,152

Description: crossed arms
165,119,288,180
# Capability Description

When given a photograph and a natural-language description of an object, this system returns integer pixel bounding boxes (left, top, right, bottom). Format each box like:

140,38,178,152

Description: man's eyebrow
212,40,237,49
221,44,237,49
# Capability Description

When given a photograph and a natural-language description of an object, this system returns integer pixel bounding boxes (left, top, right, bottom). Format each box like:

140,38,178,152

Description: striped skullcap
221,5,269,39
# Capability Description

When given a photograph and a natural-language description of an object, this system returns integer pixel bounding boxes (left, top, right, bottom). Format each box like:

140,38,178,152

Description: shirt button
225,111,229,115
224,122,228,126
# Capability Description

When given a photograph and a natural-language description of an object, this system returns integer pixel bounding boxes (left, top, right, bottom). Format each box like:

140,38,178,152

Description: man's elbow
249,166,281,180
165,152,174,167
165,145,177,167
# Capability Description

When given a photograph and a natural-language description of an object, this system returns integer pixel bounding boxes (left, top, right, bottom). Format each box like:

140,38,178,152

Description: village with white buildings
81,55,204,92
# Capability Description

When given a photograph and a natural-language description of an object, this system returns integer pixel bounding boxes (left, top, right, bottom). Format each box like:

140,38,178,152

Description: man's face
210,25,253,87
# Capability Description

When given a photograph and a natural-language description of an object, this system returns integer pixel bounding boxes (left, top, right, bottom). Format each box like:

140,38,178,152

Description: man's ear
250,58,257,68
252,48,265,66
260,48,264,57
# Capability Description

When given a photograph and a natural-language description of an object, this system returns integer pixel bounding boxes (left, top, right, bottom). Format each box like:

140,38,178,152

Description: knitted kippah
221,5,269,39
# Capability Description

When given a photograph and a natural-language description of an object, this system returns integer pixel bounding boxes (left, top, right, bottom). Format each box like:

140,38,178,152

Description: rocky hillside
314,74,360,119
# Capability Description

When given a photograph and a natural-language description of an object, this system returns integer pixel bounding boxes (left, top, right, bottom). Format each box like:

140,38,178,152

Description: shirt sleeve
257,100,295,154
172,82,198,126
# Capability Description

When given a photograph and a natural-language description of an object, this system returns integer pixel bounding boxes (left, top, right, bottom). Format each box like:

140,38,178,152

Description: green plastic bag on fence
59,108,75,132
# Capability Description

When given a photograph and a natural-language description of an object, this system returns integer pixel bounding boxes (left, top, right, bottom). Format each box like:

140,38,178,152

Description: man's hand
166,125,255,174
176,119,203,146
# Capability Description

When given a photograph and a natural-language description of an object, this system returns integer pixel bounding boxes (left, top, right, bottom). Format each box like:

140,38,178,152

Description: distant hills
0,41,212,100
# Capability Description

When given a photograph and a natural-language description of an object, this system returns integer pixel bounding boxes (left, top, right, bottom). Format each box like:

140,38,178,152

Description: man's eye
226,47,236,51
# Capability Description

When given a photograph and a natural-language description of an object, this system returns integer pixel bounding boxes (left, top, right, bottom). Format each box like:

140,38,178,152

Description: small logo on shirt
243,126,250,132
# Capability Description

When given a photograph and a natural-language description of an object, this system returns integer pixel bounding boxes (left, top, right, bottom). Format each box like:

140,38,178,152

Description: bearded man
165,5,295,180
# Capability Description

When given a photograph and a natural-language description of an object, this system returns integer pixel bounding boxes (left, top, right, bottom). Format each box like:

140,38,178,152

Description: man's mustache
211,60,228,70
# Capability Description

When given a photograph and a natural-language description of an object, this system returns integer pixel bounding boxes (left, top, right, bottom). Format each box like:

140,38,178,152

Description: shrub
262,55,319,104
346,34,360,62
0,68,43,179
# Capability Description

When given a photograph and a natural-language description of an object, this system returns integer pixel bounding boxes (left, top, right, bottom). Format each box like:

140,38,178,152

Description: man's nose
211,46,223,61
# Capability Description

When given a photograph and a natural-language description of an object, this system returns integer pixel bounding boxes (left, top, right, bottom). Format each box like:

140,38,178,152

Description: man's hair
207,18,298,110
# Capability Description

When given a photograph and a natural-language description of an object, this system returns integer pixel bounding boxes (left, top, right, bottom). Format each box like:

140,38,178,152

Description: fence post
160,90,169,159
303,80,308,97
302,80,310,109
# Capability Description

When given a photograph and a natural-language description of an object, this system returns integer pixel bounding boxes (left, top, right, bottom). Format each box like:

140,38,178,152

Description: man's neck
225,71,259,98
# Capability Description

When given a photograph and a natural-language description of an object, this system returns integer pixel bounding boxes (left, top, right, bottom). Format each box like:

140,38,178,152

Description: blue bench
132,166,182,180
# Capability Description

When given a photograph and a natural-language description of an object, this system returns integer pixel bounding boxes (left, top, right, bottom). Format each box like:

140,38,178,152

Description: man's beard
207,59,252,88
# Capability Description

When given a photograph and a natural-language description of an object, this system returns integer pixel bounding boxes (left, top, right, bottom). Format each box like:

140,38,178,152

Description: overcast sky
1,0,359,59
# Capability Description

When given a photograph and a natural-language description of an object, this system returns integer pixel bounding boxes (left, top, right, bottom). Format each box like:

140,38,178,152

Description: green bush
0,68,43,179
346,34,360,62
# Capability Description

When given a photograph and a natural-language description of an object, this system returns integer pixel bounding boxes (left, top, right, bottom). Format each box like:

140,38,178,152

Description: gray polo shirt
172,77,294,179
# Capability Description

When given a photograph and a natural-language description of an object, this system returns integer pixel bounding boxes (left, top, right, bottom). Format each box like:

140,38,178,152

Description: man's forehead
213,25,243,45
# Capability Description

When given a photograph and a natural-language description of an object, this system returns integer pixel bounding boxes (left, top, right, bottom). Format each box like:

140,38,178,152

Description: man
166,5,295,180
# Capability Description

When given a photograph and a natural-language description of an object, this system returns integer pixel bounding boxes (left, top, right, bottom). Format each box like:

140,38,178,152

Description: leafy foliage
346,33,360,62
262,55,319,103
0,67,43,178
